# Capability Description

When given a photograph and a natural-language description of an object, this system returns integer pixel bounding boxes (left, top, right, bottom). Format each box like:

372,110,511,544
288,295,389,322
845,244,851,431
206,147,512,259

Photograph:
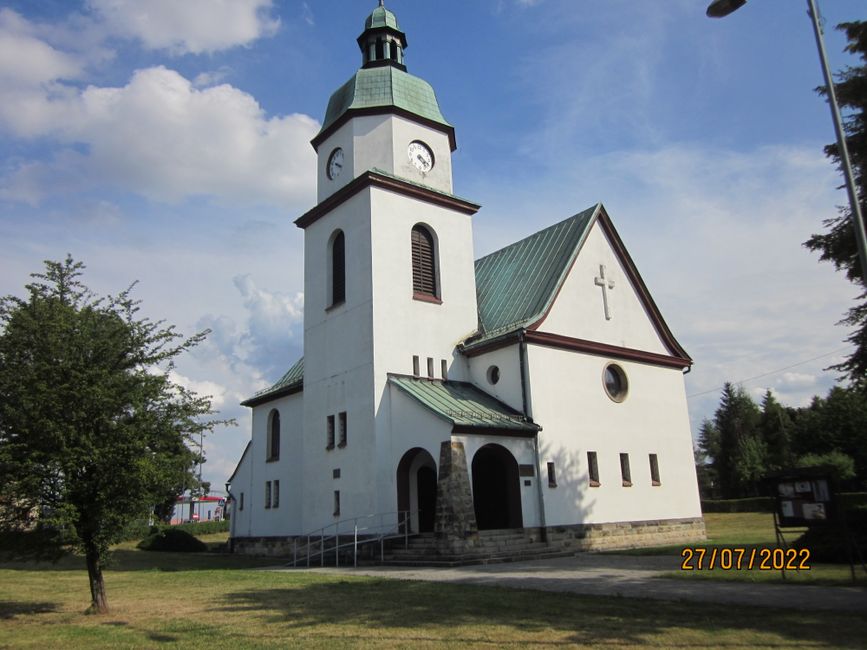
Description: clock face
327,148,344,180
408,141,434,173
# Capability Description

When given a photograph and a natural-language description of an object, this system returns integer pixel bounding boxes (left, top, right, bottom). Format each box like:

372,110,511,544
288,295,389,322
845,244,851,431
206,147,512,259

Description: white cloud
168,370,229,410
0,65,319,206
0,9,82,86
87,0,280,55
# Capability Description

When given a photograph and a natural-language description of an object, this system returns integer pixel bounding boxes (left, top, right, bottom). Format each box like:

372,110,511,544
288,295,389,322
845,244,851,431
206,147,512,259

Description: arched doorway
471,444,523,530
396,448,437,533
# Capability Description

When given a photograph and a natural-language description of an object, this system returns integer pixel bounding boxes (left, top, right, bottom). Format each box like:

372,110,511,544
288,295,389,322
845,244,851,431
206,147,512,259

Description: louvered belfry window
331,231,345,305
411,226,437,296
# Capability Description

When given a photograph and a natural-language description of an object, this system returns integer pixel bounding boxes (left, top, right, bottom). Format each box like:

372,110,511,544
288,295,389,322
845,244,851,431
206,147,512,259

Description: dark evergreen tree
712,383,763,498
695,419,720,498
759,390,794,471
804,21,867,387
0,257,229,613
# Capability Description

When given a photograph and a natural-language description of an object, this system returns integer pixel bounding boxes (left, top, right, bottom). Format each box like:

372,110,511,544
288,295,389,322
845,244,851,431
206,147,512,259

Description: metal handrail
287,509,423,568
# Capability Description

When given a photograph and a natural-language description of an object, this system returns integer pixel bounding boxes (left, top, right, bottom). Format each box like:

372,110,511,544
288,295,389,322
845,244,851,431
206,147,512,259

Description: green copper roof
241,357,303,406
389,375,539,433
318,66,451,138
365,5,401,31
468,205,600,347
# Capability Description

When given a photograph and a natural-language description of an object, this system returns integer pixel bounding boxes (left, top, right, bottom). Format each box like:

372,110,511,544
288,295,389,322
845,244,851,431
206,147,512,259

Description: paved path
269,553,867,613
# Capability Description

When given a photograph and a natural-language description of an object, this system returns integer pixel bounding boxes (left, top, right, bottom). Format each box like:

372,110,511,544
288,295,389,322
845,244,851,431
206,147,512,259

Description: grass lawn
1,545,867,649
622,512,867,586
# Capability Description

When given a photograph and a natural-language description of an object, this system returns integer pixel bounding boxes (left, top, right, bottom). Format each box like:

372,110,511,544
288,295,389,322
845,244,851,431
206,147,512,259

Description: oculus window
603,363,628,402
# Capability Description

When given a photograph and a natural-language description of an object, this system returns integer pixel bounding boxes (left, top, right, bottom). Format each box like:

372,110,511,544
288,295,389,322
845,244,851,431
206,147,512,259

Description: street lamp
707,0,867,286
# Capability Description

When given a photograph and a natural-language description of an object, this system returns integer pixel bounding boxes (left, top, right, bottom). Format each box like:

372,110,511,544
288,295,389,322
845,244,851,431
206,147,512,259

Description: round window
486,365,500,385
603,364,628,402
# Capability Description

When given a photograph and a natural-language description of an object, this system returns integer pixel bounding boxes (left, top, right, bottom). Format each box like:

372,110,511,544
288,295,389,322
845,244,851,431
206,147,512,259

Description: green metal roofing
388,375,539,433
365,5,401,31
241,357,303,406
468,204,600,347
318,66,451,138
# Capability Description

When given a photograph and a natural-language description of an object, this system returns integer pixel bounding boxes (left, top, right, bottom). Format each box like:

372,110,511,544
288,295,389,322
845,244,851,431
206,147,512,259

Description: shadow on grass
220,578,867,648
0,600,58,619
0,549,277,573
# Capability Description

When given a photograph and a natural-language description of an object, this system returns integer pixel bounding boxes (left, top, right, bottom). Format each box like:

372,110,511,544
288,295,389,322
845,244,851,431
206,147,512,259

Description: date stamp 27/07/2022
680,547,811,571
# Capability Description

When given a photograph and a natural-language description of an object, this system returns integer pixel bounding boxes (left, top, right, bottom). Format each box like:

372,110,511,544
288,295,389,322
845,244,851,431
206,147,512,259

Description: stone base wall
230,536,300,558
546,517,707,553
230,517,706,560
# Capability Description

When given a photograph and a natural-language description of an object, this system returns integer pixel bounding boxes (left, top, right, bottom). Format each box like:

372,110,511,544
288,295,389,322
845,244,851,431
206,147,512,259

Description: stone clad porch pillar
434,440,479,553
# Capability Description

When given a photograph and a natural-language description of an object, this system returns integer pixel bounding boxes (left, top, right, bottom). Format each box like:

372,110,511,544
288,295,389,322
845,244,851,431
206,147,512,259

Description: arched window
411,225,437,298
330,230,345,306
267,409,280,461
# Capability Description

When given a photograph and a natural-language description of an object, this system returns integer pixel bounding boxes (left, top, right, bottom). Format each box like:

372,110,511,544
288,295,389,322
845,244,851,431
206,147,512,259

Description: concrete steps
376,529,579,566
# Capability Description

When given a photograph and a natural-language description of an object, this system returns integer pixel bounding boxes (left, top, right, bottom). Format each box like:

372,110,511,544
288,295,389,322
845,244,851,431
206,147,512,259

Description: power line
686,347,850,399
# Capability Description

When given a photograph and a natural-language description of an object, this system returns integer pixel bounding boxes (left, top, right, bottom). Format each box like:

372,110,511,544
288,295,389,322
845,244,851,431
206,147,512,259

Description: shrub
792,506,867,564
137,528,207,553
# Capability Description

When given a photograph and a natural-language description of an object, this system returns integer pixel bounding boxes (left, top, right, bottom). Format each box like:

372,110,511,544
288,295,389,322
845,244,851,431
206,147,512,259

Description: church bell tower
295,2,480,531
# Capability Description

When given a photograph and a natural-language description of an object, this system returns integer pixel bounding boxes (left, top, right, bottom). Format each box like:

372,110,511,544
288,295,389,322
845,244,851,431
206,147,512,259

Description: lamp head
706,0,747,18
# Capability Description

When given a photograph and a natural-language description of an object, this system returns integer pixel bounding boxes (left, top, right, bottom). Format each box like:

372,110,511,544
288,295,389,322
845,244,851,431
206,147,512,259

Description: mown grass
627,512,867,586
2,516,866,647
2,547,867,649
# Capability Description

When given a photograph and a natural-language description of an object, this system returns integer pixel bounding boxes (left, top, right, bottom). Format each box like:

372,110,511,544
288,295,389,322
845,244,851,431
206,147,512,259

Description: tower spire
358,2,407,70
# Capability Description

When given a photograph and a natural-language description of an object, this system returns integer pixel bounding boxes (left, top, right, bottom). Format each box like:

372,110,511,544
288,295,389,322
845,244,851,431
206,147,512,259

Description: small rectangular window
588,451,600,487
239,493,244,511
412,355,420,377
620,453,632,487
326,415,335,450
427,357,434,379
649,453,661,486
547,461,557,488
441,359,448,380
265,481,272,509
338,411,347,447
333,468,341,479
333,490,341,517
273,480,280,508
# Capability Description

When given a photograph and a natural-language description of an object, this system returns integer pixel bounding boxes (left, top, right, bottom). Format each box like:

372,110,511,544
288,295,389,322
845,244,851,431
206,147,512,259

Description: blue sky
1,0,864,488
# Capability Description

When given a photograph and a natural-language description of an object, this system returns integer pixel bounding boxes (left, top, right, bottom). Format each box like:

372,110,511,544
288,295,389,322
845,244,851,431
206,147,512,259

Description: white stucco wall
317,115,453,203
240,392,304,538
540,222,668,355
526,344,701,526
466,345,524,414
228,443,252,539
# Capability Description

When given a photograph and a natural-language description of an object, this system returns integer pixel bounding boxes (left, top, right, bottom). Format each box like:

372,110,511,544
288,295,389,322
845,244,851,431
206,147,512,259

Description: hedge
701,492,867,513
121,518,229,543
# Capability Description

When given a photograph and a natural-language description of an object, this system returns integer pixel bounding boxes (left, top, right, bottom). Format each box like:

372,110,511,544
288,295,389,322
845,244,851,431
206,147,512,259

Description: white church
227,3,704,558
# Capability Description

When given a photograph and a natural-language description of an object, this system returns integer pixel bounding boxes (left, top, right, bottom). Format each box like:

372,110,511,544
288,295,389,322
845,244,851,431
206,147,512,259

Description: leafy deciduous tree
0,257,228,614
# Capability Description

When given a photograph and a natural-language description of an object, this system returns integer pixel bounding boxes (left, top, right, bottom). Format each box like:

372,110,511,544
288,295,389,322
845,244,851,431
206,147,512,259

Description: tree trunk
84,543,109,614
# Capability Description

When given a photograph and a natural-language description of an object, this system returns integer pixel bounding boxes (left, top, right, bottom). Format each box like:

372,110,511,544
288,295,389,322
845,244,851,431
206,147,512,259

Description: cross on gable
594,264,615,320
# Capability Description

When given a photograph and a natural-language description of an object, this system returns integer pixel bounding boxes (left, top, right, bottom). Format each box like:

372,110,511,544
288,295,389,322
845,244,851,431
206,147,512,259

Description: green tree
695,419,720,498
804,21,867,386
712,383,763,498
759,390,793,471
0,257,228,613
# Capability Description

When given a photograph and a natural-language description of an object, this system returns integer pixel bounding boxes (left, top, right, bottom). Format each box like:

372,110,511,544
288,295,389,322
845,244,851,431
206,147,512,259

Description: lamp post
707,0,867,286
